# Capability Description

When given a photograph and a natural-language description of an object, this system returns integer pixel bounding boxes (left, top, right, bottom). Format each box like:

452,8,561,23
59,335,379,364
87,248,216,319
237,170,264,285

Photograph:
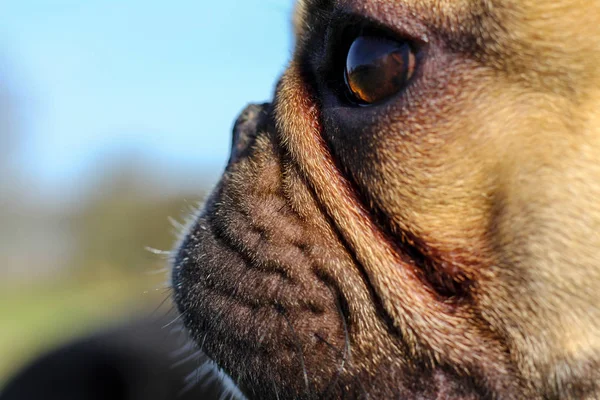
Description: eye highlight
344,35,416,105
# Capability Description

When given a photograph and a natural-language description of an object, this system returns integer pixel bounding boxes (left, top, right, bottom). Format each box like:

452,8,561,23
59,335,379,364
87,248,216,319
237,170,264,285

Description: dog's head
172,0,600,398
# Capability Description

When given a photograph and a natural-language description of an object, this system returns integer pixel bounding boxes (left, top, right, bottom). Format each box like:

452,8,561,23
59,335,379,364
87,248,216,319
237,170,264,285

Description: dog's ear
0,319,224,400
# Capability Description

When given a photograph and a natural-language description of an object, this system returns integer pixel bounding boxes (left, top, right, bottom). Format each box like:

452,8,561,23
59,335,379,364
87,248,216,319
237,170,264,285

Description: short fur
173,0,600,398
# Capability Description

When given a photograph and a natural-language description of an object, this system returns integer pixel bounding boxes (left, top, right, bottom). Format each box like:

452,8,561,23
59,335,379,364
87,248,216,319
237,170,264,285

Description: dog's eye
344,35,416,105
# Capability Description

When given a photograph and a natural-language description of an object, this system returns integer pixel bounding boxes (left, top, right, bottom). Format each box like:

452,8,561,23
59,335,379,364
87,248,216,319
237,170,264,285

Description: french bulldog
172,0,600,398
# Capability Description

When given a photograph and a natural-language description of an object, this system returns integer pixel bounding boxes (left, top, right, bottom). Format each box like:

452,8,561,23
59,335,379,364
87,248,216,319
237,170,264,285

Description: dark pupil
345,35,414,105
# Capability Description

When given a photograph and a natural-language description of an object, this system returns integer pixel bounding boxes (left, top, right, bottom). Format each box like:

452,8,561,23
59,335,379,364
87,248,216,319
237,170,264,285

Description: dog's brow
300,0,335,12
296,0,336,25
294,0,336,41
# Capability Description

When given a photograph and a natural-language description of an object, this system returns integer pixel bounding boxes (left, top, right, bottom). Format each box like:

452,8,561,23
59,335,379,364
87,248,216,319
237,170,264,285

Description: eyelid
321,10,428,81
328,8,430,46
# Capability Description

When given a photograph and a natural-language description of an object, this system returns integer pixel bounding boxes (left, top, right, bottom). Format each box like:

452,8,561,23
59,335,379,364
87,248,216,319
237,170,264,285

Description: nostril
229,102,271,164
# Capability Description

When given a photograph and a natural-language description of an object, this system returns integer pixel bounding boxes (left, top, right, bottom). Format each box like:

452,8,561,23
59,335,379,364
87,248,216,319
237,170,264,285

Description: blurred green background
0,0,294,388
0,154,210,385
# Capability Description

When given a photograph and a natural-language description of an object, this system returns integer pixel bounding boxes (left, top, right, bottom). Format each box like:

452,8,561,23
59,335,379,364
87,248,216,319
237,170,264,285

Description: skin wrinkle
172,0,600,398
298,0,595,390
175,107,410,397
275,66,515,391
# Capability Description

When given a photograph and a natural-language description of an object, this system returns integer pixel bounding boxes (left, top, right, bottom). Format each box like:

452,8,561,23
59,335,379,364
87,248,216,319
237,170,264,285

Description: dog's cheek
399,76,600,395
322,54,600,392
463,85,600,394
318,56,496,245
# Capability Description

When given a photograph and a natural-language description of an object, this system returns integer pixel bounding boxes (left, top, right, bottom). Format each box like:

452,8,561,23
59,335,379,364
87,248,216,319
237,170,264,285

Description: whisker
163,311,186,329
169,216,186,232
178,360,215,397
170,340,197,359
171,349,203,369
193,343,204,390
318,286,352,398
145,267,170,275
145,246,172,256
199,332,209,353
155,304,177,322
272,375,281,400
314,333,342,355
150,293,174,317
169,324,186,334
278,306,312,398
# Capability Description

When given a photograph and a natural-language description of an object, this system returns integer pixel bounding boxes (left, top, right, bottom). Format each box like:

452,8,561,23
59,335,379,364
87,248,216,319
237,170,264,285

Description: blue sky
0,0,294,196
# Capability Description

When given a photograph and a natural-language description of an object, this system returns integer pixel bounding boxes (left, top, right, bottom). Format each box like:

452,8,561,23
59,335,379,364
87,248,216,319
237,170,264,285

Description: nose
229,103,270,164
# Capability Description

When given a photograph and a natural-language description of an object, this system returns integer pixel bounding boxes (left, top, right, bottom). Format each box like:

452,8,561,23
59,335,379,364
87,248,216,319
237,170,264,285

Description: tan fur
286,0,600,396
174,0,600,398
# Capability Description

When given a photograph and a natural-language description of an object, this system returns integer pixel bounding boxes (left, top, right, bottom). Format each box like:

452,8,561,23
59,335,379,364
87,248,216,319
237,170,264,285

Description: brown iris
344,35,416,105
